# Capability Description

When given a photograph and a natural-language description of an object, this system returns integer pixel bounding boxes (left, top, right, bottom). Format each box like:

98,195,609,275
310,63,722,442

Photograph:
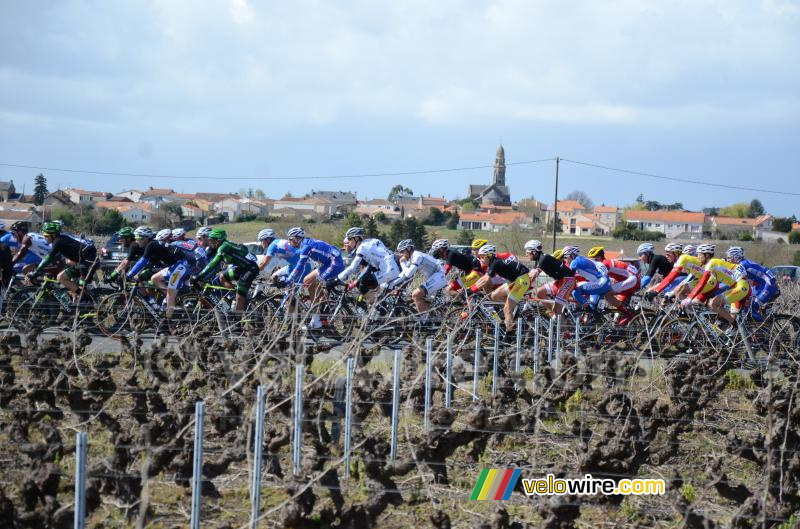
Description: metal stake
293,365,304,475
73,432,87,529
547,317,554,364
445,335,453,408
250,386,265,529
390,350,401,461
556,314,562,364
472,328,482,402
424,338,433,431
574,317,580,358
491,321,500,398
190,401,205,529
343,358,354,479
533,315,540,373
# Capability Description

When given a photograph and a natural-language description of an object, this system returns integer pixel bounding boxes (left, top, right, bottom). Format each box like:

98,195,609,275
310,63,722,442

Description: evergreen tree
364,216,380,239
33,173,48,205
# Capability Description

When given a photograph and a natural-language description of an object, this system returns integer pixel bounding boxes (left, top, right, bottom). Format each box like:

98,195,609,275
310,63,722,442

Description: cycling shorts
166,260,190,290
490,275,508,287
420,271,447,297
506,275,530,302
225,262,259,296
449,270,481,291
544,277,576,306
317,257,345,282
723,279,750,313
612,276,640,303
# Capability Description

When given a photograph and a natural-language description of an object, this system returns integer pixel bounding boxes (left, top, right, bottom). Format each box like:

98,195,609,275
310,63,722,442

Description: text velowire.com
523,474,665,496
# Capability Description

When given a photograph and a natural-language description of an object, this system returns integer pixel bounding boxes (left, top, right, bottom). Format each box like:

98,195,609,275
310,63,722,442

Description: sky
1,0,799,215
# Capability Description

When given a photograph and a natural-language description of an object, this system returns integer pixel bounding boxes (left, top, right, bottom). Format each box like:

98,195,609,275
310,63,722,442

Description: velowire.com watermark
470,470,665,500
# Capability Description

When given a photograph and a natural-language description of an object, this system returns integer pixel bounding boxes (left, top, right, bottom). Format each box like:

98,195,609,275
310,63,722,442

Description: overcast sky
1,0,798,214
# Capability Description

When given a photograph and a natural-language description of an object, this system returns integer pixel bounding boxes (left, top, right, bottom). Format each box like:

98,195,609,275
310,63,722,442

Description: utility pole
552,156,560,252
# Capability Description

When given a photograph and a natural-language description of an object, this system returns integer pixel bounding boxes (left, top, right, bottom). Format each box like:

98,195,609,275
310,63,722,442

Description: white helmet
430,239,449,253
697,243,716,255
477,244,497,256
258,228,276,241
682,245,697,256
134,226,154,239
345,227,365,239
171,228,186,238
725,246,745,262
562,245,580,259
196,226,212,238
637,243,654,255
287,226,305,238
396,239,414,252
524,240,543,252
664,243,683,253
155,229,172,242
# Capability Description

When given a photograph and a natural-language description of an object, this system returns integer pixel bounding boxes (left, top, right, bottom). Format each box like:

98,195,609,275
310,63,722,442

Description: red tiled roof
460,211,527,225
624,209,705,224
593,205,618,213
548,200,585,212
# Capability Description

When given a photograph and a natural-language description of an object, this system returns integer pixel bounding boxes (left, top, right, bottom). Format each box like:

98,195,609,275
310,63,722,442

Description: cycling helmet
117,227,135,238
196,226,212,238
561,245,580,259
10,221,29,233
637,243,654,255
471,238,489,250
134,226,154,239
208,228,227,240
171,228,186,238
42,222,62,235
587,246,605,258
287,226,305,238
725,246,745,262
53,220,64,228
345,227,365,239
664,243,683,253
396,239,414,252
477,244,497,257
682,245,697,256
430,239,449,253
523,239,543,252
553,249,564,260
697,243,716,255
155,229,172,242
258,228,276,241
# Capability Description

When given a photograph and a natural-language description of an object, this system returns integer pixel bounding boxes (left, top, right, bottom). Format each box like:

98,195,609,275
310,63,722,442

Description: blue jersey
287,238,343,283
267,239,300,268
569,255,608,283
739,259,777,290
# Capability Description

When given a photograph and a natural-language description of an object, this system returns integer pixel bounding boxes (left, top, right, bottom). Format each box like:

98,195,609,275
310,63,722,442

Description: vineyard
0,285,799,529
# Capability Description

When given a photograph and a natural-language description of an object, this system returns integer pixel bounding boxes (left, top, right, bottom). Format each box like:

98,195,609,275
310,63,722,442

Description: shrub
612,227,665,241
788,230,800,244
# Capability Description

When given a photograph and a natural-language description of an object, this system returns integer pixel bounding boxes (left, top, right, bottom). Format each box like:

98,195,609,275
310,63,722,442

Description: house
214,197,272,221
139,187,177,208
624,209,705,239
793,222,800,232
0,209,42,229
181,203,205,220
467,145,512,206
354,198,402,219
43,190,72,207
709,215,774,238
0,181,15,201
458,211,528,232
271,196,338,218
116,189,144,202
0,200,37,212
593,205,621,230
66,188,110,205
544,200,589,234
95,201,154,224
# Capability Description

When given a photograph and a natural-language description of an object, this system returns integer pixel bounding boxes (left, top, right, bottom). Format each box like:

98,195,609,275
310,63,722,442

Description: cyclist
390,239,447,316
471,238,517,292
171,228,189,242
470,239,489,258
646,243,717,302
683,243,750,326
329,227,400,303
194,229,259,312
107,226,151,284
27,222,98,301
723,246,779,322
258,228,311,284
193,226,214,262
527,242,576,316
587,246,639,322
4,221,51,274
470,244,530,332
431,239,483,295
638,242,674,289
561,245,611,314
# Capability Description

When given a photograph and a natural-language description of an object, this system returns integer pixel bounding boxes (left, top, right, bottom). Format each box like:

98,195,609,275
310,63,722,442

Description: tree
364,216,380,239
460,201,476,213
787,231,799,244
740,231,754,241
254,189,266,199
747,199,765,218
423,207,445,226
93,209,125,235
546,216,563,234
33,173,48,205
718,203,750,218
446,212,460,230
456,229,474,246
387,184,414,203
162,202,183,219
566,190,593,209
772,217,796,233
374,211,388,224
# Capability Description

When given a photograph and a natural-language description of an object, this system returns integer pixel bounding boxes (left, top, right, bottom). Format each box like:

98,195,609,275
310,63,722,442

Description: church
467,145,512,207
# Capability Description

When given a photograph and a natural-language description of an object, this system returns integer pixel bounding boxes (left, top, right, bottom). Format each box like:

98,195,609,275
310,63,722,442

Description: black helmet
11,221,30,233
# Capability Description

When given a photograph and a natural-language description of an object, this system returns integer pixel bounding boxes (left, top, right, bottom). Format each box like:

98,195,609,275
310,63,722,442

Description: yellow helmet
553,249,564,260
587,246,605,258
471,238,489,250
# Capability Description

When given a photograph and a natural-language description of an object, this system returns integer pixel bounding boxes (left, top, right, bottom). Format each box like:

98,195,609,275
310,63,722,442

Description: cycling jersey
36,234,96,272
197,241,259,296
688,258,750,310
288,238,344,283
640,254,673,288
2,232,51,269
443,249,482,275
338,238,399,288
266,239,310,282
653,254,717,294
602,258,640,298
484,256,529,282
739,259,780,316
128,241,188,278
395,250,444,282
569,256,611,307
531,253,573,280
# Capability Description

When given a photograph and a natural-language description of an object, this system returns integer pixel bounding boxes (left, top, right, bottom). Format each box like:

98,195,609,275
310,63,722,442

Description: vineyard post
514,318,522,390
250,385,265,529
445,335,453,408
472,328,482,402
73,431,87,529
491,321,500,398
343,357,354,479
556,314,562,364
574,317,580,358
424,338,433,431
547,317,553,364
190,401,205,529
293,364,304,475
533,315,540,373
390,349,401,461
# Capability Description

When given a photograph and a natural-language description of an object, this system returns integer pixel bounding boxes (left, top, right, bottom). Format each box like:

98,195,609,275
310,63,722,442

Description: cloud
0,0,798,133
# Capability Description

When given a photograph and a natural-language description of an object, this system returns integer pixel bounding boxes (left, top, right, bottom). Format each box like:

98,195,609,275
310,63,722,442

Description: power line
0,158,555,181
560,158,800,197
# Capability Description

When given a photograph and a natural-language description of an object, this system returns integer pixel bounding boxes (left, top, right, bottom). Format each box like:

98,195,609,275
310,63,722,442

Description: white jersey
396,250,443,282
337,238,398,281
27,233,53,259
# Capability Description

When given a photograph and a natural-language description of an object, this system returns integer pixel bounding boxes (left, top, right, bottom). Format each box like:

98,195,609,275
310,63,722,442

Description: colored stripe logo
470,469,521,500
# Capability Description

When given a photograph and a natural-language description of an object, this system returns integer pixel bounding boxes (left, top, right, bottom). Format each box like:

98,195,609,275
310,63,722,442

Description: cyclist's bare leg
604,291,622,309
412,287,431,313
57,269,79,296
709,295,734,324
504,297,518,332
235,293,248,311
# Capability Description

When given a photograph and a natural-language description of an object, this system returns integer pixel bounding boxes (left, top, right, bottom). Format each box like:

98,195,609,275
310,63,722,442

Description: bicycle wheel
95,291,132,337
653,316,695,355
9,287,60,329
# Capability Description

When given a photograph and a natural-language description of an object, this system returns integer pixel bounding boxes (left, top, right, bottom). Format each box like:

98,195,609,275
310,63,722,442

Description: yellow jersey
704,258,746,288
